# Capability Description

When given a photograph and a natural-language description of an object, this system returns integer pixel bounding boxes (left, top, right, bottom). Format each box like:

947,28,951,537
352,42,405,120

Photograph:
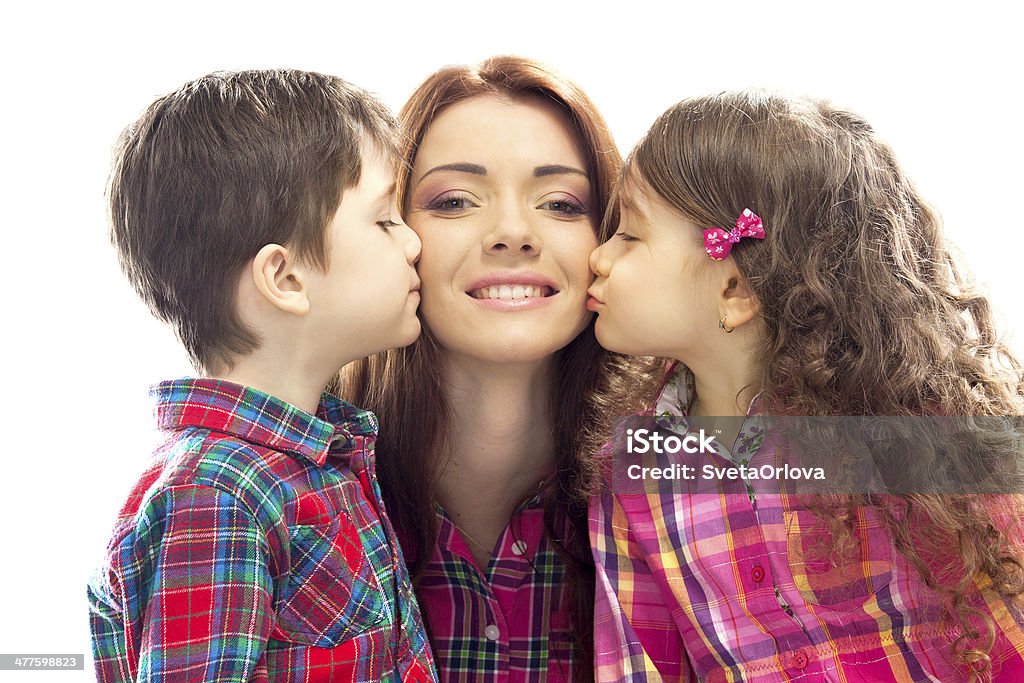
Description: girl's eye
377,219,398,233
426,193,477,212
539,198,588,216
616,231,638,242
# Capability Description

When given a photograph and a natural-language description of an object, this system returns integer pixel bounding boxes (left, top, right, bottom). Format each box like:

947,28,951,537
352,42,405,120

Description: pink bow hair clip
702,209,766,260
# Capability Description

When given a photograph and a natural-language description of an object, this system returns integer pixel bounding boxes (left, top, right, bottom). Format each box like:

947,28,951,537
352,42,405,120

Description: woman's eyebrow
534,164,589,179
418,162,487,182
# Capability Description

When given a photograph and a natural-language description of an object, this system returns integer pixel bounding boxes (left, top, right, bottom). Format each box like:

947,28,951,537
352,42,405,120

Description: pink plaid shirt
404,486,577,682
591,365,1024,682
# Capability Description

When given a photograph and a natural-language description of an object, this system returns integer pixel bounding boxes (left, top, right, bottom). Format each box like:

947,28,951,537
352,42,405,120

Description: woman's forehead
416,95,586,167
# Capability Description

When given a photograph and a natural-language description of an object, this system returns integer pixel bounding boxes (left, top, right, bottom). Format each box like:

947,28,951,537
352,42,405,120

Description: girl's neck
687,351,762,418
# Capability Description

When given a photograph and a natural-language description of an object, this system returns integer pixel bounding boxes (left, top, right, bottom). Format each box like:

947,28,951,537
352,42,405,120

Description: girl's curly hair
622,90,1024,679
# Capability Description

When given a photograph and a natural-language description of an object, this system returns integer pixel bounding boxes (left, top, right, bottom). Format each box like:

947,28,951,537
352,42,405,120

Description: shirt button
511,540,528,556
484,624,501,641
792,651,809,670
751,565,765,582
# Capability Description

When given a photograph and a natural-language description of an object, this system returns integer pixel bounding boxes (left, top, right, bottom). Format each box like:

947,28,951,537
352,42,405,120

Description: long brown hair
622,91,1024,678
342,55,625,680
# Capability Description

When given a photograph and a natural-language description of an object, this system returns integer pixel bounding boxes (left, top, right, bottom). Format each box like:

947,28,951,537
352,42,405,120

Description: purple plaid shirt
404,487,577,682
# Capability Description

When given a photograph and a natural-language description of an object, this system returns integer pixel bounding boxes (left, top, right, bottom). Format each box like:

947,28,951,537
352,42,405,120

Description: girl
344,56,637,682
588,92,1024,681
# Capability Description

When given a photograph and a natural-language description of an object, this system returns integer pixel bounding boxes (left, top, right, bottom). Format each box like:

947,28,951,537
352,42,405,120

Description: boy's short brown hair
109,69,397,373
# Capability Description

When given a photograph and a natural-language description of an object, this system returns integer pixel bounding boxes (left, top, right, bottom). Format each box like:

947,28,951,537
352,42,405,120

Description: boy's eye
377,219,398,233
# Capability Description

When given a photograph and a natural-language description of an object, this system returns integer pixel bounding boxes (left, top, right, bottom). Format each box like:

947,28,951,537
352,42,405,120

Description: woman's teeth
470,285,552,300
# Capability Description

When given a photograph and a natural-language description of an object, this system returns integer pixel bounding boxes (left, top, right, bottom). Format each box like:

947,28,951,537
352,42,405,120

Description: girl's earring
719,315,735,334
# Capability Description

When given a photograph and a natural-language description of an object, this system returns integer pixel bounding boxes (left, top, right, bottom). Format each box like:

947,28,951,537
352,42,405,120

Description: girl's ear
250,244,310,316
717,261,760,329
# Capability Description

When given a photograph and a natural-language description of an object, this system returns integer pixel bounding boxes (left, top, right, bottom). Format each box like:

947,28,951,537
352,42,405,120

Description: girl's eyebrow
418,162,487,182
533,164,589,179
621,198,648,223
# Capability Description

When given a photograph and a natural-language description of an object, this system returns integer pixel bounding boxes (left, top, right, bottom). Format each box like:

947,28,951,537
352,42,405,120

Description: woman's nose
485,207,539,256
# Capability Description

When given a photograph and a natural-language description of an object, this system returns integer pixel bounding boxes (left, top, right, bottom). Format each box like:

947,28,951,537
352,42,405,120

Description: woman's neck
434,353,558,566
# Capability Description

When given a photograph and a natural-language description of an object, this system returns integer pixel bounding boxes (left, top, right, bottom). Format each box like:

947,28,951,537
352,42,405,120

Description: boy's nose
403,222,421,265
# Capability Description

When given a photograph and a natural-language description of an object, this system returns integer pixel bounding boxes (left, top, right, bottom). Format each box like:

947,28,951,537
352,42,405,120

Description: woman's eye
427,193,477,212
616,231,638,242
540,198,588,216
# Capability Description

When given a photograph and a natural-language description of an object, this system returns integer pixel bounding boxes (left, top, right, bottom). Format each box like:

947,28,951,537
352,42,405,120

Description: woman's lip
465,271,559,292
585,296,602,311
471,296,555,311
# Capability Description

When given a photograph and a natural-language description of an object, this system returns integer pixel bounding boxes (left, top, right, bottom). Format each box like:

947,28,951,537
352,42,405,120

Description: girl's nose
589,241,608,276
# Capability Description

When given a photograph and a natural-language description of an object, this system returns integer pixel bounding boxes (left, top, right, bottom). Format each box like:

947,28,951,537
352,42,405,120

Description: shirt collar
656,362,763,418
151,378,378,467
654,363,767,464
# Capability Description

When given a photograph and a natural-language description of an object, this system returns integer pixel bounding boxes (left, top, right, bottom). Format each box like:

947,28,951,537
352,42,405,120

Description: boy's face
308,143,422,365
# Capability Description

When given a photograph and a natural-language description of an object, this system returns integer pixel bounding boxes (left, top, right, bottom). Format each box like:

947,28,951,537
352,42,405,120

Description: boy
87,70,435,682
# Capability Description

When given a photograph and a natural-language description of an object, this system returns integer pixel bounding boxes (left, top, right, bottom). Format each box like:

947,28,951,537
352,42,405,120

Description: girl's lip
586,296,602,311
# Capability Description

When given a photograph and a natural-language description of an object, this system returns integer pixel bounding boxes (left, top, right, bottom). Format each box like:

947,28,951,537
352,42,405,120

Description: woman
344,56,625,682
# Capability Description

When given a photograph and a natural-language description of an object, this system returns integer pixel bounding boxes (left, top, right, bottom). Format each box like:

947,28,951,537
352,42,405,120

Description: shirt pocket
783,505,893,612
274,506,391,647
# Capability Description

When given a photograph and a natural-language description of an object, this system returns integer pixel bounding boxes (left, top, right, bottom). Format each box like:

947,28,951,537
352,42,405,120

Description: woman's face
405,95,598,365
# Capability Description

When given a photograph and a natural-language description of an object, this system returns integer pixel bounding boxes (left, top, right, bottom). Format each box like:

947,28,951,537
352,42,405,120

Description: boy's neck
211,350,338,416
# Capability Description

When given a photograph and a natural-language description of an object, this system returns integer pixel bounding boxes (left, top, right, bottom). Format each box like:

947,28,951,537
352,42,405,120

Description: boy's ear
251,244,310,316
717,261,760,329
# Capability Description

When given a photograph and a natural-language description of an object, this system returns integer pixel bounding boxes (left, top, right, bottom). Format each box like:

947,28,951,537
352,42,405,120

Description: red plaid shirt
88,379,438,682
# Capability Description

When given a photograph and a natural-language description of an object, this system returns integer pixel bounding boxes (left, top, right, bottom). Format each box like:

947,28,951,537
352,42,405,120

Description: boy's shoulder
115,377,377,530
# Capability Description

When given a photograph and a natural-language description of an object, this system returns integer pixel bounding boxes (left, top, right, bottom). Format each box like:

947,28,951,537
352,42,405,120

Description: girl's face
588,180,722,361
405,95,597,365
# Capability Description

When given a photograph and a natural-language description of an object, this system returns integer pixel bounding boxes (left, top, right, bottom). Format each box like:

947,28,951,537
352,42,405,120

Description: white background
2,1,1021,680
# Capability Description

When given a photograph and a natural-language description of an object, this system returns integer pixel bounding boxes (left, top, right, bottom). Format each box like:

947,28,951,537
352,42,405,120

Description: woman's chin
440,328,584,366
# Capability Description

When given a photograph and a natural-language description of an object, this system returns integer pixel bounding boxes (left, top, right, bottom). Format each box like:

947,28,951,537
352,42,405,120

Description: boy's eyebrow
534,164,589,179
377,183,397,203
418,162,487,182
